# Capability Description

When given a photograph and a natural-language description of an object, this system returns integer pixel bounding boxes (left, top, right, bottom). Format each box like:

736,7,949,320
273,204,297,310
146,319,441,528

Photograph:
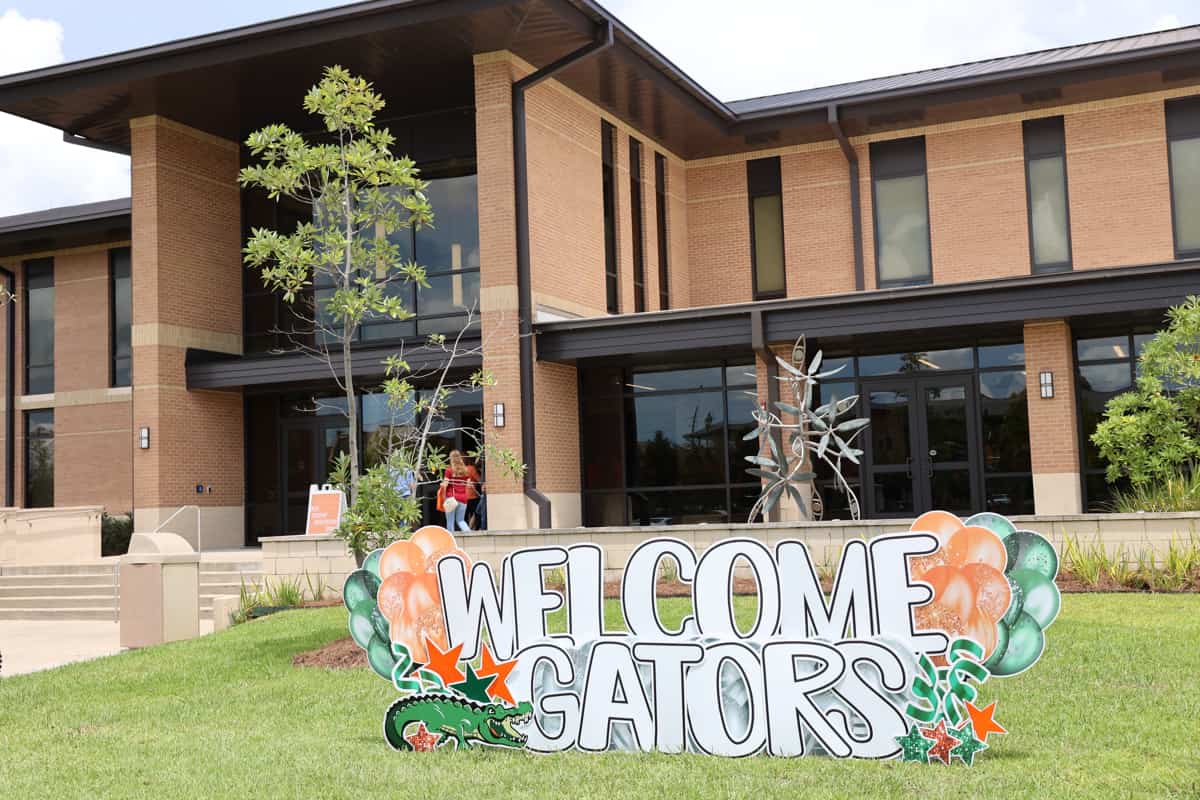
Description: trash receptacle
119,533,200,648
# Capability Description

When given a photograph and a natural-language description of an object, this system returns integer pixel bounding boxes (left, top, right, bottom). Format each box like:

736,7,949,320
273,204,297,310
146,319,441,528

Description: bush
329,454,421,559
101,512,134,557
1093,296,1200,485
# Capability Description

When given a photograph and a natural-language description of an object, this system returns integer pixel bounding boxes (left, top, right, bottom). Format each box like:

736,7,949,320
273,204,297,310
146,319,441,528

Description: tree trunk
343,174,360,505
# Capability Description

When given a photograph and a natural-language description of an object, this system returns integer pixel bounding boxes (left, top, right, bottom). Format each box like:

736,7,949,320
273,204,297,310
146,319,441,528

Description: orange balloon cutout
962,562,1013,622
379,540,425,581
946,526,1007,571
410,526,457,569
910,510,964,545
377,571,416,625
965,607,999,659
922,565,977,622
909,549,948,582
914,601,966,639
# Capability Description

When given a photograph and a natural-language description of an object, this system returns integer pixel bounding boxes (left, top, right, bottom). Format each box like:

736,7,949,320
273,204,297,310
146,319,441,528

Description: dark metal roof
727,25,1200,117
535,260,1200,362
0,198,131,258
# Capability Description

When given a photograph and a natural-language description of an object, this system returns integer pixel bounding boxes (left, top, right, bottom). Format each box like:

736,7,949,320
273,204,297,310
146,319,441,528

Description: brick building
0,1,1197,546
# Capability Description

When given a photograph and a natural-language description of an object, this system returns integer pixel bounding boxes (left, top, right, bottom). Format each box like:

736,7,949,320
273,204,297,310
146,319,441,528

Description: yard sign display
341,511,1059,763
305,483,346,536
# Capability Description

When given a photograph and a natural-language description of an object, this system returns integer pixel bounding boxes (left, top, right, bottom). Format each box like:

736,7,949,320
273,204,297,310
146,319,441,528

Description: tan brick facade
130,116,244,546
1023,320,1083,514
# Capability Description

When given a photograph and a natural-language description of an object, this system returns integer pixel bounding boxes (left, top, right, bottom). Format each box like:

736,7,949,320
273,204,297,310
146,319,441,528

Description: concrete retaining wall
0,506,103,565
261,513,1200,589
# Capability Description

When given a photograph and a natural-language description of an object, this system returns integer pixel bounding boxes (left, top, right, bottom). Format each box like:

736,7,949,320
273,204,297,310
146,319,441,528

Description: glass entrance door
862,375,979,517
282,420,350,533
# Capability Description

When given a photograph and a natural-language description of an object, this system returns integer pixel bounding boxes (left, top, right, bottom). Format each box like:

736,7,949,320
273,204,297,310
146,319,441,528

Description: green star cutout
450,664,496,703
951,721,988,766
895,723,935,763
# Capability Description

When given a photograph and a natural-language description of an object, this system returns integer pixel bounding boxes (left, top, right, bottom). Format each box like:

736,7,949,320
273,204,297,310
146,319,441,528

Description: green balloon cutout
965,512,1017,540
370,605,390,642
1002,574,1025,627
1005,531,1059,580
342,569,381,615
1010,568,1061,629
366,633,396,680
362,548,384,579
988,612,1045,676
348,608,375,649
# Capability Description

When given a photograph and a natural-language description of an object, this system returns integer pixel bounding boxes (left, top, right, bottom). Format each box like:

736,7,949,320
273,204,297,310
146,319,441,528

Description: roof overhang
535,261,1200,363
0,198,130,259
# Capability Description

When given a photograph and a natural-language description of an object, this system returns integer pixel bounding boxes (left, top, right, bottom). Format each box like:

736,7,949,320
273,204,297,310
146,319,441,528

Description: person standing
441,450,478,532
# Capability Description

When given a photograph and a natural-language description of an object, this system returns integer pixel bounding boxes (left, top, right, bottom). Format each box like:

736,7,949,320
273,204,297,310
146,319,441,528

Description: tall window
25,409,53,508
870,137,932,286
110,248,132,386
654,153,670,310
629,137,647,312
1023,117,1072,272
1166,96,1200,257
747,156,785,299
23,259,53,394
601,122,620,313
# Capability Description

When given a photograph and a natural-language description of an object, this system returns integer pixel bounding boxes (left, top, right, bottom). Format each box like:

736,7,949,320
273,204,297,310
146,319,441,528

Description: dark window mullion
654,152,670,310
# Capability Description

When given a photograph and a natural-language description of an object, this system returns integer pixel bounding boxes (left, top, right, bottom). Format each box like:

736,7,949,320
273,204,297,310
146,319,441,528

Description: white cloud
0,9,129,217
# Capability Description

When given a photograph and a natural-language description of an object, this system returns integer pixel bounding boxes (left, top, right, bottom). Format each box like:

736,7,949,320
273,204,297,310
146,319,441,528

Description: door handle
905,457,912,479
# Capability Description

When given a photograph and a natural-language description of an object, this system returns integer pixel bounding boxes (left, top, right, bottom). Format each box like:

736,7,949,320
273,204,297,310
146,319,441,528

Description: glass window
655,153,670,310
871,137,931,286
25,409,53,508
629,138,647,313
628,367,723,393
858,348,973,375
1074,331,1143,510
979,371,1030,473
1167,96,1200,255
110,248,132,387
628,392,726,487
1076,335,1130,362
978,343,1025,369
1023,117,1071,271
24,259,54,394
748,157,786,298
602,122,619,313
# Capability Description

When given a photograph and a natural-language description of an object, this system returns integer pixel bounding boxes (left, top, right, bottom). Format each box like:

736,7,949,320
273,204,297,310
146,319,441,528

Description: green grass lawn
2,595,1198,799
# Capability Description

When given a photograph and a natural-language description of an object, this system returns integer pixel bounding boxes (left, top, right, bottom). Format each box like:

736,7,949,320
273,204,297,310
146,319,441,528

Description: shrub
1093,296,1200,485
1111,468,1200,513
329,453,420,560
101,512,134,557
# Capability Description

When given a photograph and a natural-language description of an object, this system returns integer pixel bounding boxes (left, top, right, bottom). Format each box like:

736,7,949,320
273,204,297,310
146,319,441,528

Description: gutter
512,20,614,528
0,266,13,506
828,105,865,291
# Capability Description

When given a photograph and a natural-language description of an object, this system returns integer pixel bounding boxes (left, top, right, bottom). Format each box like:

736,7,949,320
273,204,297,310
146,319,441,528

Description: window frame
109,247,132,387
654,152,670,310
1022,116,1073,274
1165,95,1200,259
22,258,54,395
601,121,620,314
629,137,647,313
869,137,934,289
747,156,787,300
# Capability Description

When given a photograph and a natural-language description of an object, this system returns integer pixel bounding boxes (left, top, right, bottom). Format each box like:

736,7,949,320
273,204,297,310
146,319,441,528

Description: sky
2,0,1199,216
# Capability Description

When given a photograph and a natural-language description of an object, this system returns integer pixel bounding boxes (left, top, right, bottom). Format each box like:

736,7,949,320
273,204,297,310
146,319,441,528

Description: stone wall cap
259,534,341,543
120,552,200,565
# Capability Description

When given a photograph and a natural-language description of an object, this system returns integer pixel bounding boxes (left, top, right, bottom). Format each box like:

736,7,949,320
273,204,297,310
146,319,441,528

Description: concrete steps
200,561,263,621
0,564,118,621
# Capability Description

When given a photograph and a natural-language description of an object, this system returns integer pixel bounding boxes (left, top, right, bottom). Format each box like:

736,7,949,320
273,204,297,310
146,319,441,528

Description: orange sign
306,484,346,535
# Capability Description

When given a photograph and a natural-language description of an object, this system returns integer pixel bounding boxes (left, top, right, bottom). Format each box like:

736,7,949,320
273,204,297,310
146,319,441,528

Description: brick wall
1024,320,1082,513
687,159,752,306
130,116,245,542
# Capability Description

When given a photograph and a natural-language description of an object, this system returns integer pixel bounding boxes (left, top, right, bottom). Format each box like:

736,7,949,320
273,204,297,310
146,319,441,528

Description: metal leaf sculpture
744,336,869,521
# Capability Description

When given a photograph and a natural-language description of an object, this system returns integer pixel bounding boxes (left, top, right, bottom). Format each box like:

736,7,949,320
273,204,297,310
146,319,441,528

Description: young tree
239,66,433,502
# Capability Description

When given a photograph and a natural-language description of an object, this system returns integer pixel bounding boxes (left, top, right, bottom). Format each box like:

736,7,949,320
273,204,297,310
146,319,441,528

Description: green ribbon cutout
905,637,989,727
390,642,446,695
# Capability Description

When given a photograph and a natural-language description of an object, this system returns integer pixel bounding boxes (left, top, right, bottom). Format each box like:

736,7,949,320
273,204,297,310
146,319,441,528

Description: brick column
130,116,244,547
1023,320,1082,514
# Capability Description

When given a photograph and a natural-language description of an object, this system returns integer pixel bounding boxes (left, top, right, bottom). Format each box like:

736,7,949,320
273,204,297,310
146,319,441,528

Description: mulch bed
293,636,368,670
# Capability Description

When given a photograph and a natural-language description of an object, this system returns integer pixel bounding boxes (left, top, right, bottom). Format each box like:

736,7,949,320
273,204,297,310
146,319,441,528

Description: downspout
750,308,782,523
0,266,13,506
827,105,865,291
513,22,614,528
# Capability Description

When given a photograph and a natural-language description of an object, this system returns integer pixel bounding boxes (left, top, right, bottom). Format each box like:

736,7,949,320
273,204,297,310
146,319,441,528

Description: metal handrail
153,505,202,552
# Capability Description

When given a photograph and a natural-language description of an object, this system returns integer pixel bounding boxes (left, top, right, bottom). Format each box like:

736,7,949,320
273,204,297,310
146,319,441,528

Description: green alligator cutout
384,692,534,751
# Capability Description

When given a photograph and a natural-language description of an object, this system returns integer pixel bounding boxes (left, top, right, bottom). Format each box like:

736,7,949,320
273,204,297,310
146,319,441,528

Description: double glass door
862,375,980,517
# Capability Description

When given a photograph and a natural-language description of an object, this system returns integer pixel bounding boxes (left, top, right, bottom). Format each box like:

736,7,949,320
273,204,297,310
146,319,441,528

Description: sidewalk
0,619,215,677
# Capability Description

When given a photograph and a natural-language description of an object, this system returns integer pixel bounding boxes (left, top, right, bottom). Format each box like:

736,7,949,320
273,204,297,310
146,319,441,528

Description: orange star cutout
920,719,961,765
423,636,465,685
476,644,518,705
404,722,440,752
966,701,1007,742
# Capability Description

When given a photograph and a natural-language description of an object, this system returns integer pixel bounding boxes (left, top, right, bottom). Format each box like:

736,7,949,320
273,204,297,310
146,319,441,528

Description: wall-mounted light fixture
493,403,506,429
139,426,151,449
1039,371,1055,399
